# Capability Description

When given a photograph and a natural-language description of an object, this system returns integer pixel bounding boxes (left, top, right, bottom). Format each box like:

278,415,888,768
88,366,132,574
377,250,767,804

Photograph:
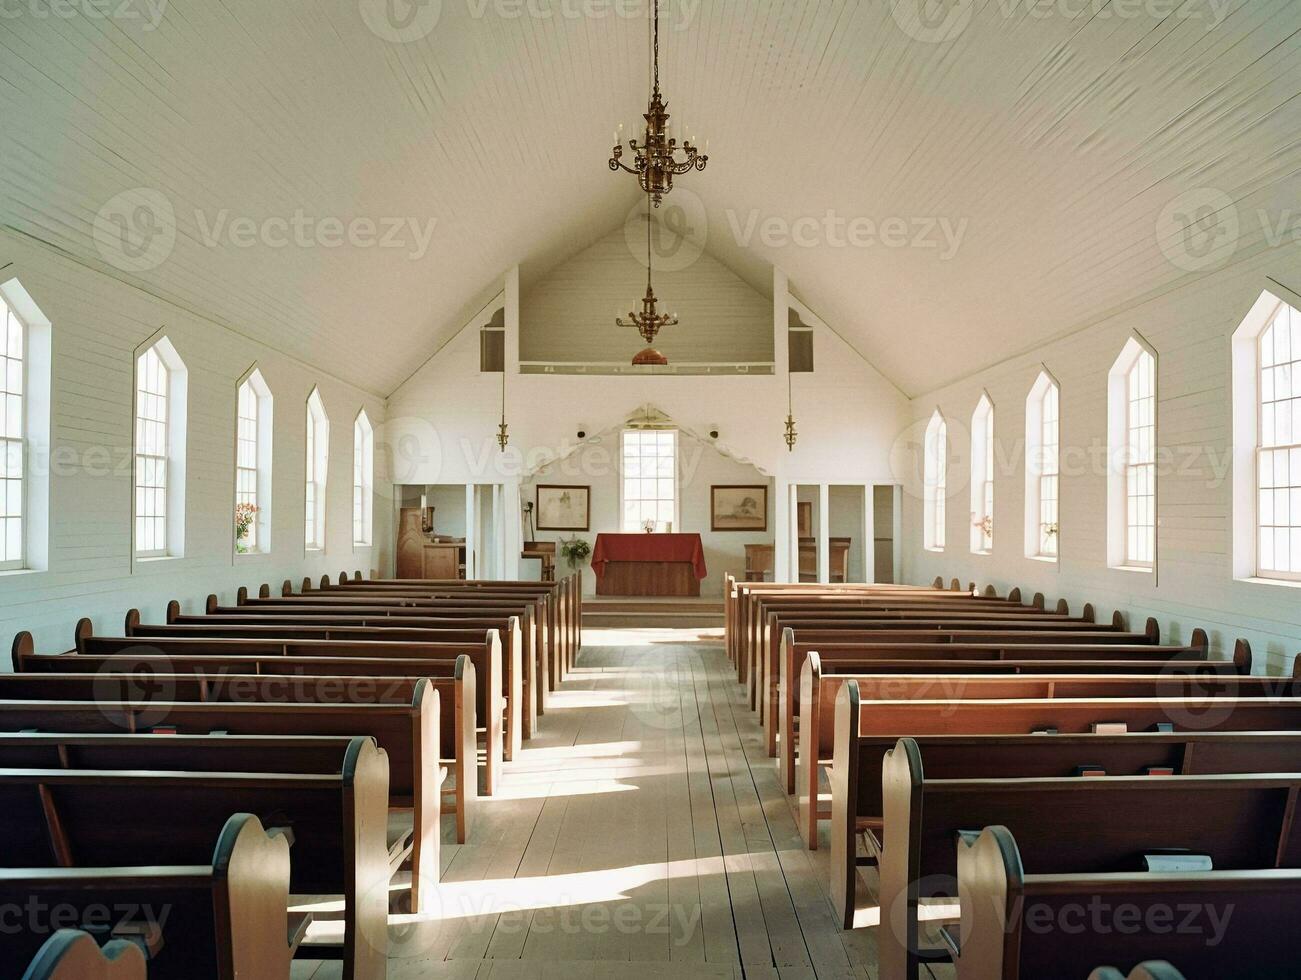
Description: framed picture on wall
711,485,768,532
536,485,591,531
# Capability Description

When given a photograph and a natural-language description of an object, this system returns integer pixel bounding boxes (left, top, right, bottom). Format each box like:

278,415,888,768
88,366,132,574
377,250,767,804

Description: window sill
1026,554,1058,564
971,550,992,557
0,566,45,579
1235,575,1301,592
924,547,945,554
1110,564,1153,574
137,555,182,564
236,550,269,559
305,547,324,554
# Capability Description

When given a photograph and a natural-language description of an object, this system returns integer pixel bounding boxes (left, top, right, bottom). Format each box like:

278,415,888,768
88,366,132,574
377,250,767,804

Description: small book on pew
1074,765,1107,777
1143,765,1175,776
149,726,178,735
1031,727,1058,735
1143,851,1213,873
1091,721,1128,734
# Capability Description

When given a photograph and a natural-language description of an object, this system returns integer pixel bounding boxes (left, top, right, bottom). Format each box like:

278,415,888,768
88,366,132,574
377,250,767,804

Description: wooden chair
523,540,556,581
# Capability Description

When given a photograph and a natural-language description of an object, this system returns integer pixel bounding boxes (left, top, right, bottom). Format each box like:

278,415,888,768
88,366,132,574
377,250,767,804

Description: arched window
134,336,187,558
1024,371,1060,559
305,387,329,551
0,279,51,573
235,368,273,554
970,393,994,554
923,410,947,551
353,409,374,547
1107,338,1156,570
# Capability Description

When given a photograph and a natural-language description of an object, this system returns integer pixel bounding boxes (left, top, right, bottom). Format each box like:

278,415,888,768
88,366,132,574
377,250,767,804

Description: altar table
591,532,707,596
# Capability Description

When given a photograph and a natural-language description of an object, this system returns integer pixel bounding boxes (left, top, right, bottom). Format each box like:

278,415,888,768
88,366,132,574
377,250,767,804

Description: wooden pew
47,621,507,796
793,652,1290,847
10,632,473,856
132,606,533,754
0,741,388,977
762,623,1201,757
0,813,296,979
957,826,1296,980
21,931,146,980
851,732,1301,977
1089,965,1185,980
212,593,532,739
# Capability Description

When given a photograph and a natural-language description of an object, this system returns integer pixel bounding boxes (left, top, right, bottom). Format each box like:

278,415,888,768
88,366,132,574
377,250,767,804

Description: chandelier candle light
617,191,678,366
497,370,509,450
784,370,798,451
609,0,707,207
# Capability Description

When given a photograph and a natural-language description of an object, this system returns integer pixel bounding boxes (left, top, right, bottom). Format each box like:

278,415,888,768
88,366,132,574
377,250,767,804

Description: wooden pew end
10,630,33,672
22,930,147,980
259,583,270,598
1032,592,1045,610
237,586,248,605
124,608,141,635
1082,602,1095,623
1007,587,1022,605
1055,598,1069,616
1234,638,1252,675
74,617,93,653
1145,617,1160,644
205,594,219,614
282,579,294,597
165,599,180,623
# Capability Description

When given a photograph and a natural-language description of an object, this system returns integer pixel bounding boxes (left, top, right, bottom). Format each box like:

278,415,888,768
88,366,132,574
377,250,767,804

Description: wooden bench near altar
591,532,707,596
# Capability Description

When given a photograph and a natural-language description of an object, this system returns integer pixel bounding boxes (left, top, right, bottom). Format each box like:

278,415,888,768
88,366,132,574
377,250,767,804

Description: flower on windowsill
235,503,259,553
1043,522,1059,537
972,514,993,538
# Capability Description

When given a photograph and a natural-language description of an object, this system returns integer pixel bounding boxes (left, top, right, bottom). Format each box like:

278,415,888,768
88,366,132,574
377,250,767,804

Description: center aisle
294,627,883,979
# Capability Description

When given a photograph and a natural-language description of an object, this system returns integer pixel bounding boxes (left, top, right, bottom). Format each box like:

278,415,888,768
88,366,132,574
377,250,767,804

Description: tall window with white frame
353,410,374,547
923,411,947,551
1258,302,1301,580
621,429,676,532
1,295,25,569
1024,372,1060,559
305,389,329,551
970,395,994,554
236,379,260,551
1125,350,1156,567
134,345,170,557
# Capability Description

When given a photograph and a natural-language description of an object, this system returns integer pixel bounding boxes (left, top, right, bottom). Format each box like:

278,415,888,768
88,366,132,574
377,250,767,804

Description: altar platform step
582,597,723,629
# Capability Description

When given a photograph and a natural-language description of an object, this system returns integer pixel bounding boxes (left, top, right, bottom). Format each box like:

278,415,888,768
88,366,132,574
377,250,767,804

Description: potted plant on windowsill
235,503,259,554
559,536,591,570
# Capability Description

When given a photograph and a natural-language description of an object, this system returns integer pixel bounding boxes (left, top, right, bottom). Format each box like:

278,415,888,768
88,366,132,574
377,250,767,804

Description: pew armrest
287,911,313,955
111,921,165,960
939,923,961,959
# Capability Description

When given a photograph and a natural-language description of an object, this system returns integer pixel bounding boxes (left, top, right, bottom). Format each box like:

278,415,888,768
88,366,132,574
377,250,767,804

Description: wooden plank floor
293,626,906,979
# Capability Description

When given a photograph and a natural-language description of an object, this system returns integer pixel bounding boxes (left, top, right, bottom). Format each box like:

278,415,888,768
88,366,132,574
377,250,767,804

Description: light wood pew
54,621,507,795
270,578,564,698
10,632,473,855
794,652,1287,847
762,619,1193,755
213,593,530,741
133,606,532,753
1,814,294,980
956,826,1296,980
754,611,1145,717
851,732,1301,978
0,744,388,975
21,931,146,980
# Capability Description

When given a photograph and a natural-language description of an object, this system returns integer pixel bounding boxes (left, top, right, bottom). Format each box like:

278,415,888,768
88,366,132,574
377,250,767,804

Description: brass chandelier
617,191,677,366
609,0,707,207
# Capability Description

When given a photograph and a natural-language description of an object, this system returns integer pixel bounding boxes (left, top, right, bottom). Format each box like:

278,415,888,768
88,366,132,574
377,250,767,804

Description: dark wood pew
1089,964,1185,980
21,930,146,980
9,633,472,856
775,628,1234,785
1,745,389,974
957,826,1295,980
793,653,1290,847
43,621,507,795
848,731,1301,977
133,606,532,753
0,814,294,980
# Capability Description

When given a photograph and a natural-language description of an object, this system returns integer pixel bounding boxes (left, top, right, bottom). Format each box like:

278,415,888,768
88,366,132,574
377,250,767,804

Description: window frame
353,409,374,548
1124,350,1156,568
969,394,994,555
304,388,329,552
1256,303,1301,582
1023,370,1061,561
620,428,679,533
234,367,273,556
923,410,947,552
0,297,27,571
133,345,171,558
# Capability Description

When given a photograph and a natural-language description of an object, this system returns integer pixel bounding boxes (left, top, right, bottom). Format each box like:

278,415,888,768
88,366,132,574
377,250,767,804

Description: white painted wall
522,428,772,598
0,234,391,658
900,248,1301,676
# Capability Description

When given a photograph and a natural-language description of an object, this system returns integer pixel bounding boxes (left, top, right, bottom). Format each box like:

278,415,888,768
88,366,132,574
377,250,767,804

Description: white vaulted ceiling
1,1,1299,397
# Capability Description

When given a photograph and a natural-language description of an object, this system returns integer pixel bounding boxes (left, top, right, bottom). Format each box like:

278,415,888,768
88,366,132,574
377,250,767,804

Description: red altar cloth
591,533,708,581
